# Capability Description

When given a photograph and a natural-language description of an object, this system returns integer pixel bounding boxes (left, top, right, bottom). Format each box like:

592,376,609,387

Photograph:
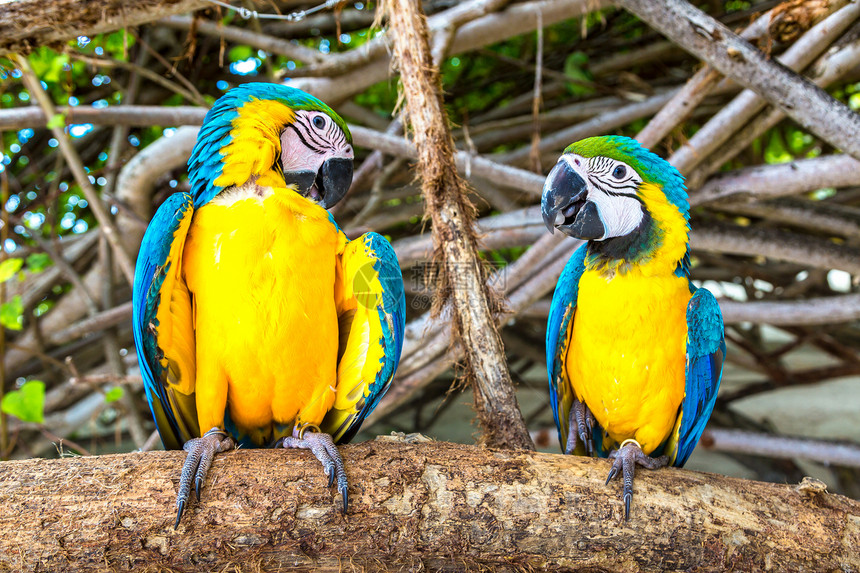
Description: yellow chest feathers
566,267,691,453
181,183,348,435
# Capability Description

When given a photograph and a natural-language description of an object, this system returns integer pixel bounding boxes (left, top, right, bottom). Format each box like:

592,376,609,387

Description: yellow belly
182,185,346,443
566,269,690,453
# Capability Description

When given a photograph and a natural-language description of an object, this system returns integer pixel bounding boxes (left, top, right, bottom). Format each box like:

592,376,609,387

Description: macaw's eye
612,164,627,179
313,116,326,129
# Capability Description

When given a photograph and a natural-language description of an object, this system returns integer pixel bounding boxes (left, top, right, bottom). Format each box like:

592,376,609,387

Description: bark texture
0,439,858,572
0,0,209,55
615,0,860,160
384,0,534,451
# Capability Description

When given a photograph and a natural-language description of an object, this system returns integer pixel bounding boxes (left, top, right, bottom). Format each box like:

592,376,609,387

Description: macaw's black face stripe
591,177,644,201
286,122,327,154
588,156,640,193
292,113,348,154
296,114,334,150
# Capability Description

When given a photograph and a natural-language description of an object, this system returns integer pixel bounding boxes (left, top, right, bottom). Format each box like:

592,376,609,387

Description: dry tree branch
615,0,860,159
700,428,860,468
385,0,533,450
691,154,860,206
668,1,860,173
0,105,208,130
686,34,860,189
525,292,860,326
0,0,210,55
497,89,679,166
1,440,858,571
636,1,847,149
289,0,609,104
714,199,860,241
69,53,204,106
159,14,326,65
14,54,137,286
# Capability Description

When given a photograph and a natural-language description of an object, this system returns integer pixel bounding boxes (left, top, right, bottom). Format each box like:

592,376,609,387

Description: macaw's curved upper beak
541,157,604,240
315,157,353,209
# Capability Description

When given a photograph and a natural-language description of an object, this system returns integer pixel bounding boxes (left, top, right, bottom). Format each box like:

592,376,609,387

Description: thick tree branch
0,0,209,55
691,154,860,206
667,1,860,173
615,0,860,160
0,440,858,571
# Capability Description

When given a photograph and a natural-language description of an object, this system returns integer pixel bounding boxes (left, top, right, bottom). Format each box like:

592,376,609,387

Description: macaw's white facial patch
584,155,644,240
279,110,353,175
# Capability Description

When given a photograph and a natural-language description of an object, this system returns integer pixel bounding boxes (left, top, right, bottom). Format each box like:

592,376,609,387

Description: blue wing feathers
331,232,405,444
546,244,588,448
132,192,195,449
674,286,725,466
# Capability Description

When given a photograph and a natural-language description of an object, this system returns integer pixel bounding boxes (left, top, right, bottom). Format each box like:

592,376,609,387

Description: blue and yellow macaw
132,83,405,526
542,136,725,519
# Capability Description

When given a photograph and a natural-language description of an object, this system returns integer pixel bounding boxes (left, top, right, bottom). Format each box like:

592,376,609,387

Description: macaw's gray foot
175,427,235,528
565,398,596,456
605,439,668,520
282,426,348,514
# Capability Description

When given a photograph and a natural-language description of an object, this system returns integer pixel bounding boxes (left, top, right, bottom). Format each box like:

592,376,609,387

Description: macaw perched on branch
542,136,725,519
132,83,405,526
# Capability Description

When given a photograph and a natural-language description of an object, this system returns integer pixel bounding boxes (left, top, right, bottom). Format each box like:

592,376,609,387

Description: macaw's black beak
541,158,605,240
316,157,353,209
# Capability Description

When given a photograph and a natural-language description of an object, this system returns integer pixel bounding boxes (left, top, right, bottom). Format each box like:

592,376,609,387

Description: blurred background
0,0,858,498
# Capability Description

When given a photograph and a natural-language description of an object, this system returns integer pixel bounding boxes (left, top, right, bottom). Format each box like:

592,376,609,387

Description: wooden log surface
0,0,209,55
0,436,858,571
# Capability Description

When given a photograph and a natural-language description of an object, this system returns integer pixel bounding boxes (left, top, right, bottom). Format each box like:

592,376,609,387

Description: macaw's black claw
174,500,186,529
340,484,349,514
174,427,235,528
605,440,668,521
565,397,596,456
283,429,350,514
605,466,619,485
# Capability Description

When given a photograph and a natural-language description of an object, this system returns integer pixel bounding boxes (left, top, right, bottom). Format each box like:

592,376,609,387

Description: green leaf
104,30,134,58
764,131,793,164
26,252,52,273
229,45,254,62
0,258,23,282
104,387,124,403
47,113,66,129
1,380,45,424
0,295,24,330
563,52,594,96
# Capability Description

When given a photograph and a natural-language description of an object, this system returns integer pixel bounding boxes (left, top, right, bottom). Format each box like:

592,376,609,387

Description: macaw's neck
585,182,690,278
216,99,296,190
192,99,297,207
